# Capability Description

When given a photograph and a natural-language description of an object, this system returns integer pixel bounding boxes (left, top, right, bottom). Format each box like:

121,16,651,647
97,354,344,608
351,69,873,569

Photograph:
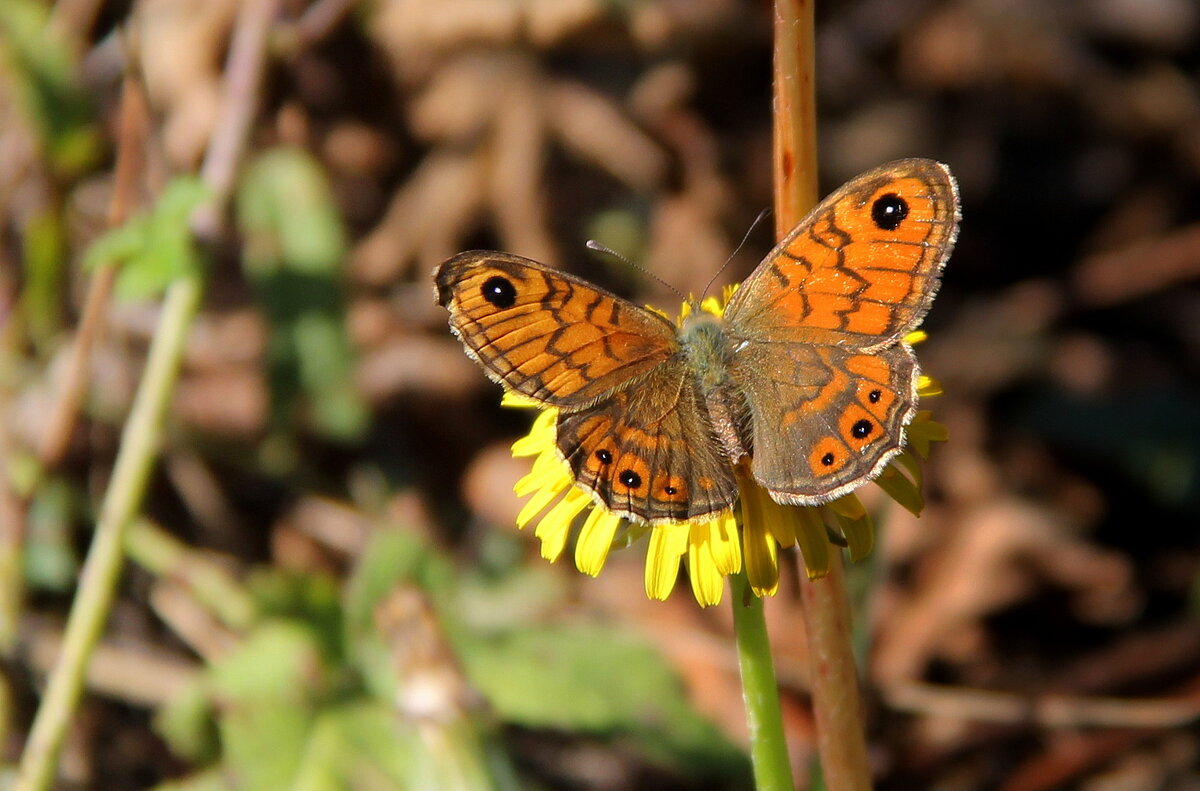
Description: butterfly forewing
724,159,958,350
435,251,679,408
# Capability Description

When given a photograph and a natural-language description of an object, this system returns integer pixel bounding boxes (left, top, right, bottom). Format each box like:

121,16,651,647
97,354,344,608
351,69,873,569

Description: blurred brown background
2,0,1199,789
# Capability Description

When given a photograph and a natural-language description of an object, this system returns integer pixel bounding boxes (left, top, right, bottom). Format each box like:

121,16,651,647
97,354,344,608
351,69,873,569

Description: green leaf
341,529,458,702
238,149,345,277
246,569,345,663
460,623,749,780
84,176,211,301
290,703,418,791
24,476,79,591
20,209,67,345
209,621,329,791
155,678,219,763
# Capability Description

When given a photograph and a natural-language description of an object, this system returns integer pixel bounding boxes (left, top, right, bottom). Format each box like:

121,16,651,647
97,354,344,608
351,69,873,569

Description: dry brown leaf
349,150,488,283
546,80,669,192
486,67,556,263
137,0,239,167
873,498,1132,685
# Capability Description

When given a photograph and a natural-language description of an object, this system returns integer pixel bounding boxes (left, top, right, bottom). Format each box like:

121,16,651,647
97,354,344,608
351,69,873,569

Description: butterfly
435,159,959,525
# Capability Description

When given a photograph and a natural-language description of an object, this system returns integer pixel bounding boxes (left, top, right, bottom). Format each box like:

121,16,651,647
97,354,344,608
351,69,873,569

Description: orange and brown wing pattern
557,360,737,523
724,159,959,350
731,341,919,504
435,251,679,408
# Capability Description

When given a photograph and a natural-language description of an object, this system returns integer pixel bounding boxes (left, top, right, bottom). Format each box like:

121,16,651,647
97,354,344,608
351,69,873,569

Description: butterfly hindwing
730,342,918,504
557,360,737,524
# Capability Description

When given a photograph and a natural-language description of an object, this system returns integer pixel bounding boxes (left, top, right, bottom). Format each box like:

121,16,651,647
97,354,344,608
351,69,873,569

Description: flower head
507,293,946,606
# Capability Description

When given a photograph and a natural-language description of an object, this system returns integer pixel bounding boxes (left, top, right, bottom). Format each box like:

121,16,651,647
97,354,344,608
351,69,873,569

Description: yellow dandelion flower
504,295,948,607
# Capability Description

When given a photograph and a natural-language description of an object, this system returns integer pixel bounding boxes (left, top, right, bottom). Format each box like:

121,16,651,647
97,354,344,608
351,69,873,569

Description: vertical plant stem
730,571,795,791
39,77,147,468
773,0,819,234
0,375,23,654
774,1,874,790
13,276,203,791
799,558,872,791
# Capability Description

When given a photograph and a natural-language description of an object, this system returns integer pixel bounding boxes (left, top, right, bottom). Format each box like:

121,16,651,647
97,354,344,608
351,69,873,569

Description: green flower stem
13,275,203,791
730,571,795,791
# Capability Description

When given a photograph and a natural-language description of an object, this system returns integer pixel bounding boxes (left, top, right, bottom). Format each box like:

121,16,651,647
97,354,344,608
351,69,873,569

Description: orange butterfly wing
724,159,959,504
436,251,738,523
724,159,958,349
436,251,678,407
729,342,920,504
558,360,738,523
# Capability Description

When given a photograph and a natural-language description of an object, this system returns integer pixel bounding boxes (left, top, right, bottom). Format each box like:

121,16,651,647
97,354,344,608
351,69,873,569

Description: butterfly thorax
679,311,750,463
679,311,730,393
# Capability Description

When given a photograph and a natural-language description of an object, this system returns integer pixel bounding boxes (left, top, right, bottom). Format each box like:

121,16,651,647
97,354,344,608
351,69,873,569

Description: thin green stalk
730,571,795,791
13,275,203,791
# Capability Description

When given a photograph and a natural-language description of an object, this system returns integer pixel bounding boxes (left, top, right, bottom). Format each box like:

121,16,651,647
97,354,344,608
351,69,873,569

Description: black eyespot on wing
619,469,642,489
595,449,613,464
871,193,908,231
852,419,873,439
868,389,882,403
664,485,678,496
821,452,835,466
481,275,517,308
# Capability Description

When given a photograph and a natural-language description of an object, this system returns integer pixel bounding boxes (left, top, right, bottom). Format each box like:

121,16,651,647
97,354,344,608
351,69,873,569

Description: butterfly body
436,159,959,525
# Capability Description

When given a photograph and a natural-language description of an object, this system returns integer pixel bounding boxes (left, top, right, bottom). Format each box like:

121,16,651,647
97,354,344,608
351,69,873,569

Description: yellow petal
511,409,557,456
875,465,924,516
907,412,949,458
534,487,589,561
687,534,725,607
574,507,621,577
645,523,689,600
827,492,866,521
831,508,874,562
516,484,563,530
739,492,780,597
917,375,943,397
704,510,742,576
513,451,568,496
743,525,779,597
894,449,924,488
501,392,543,409
793,506,831,580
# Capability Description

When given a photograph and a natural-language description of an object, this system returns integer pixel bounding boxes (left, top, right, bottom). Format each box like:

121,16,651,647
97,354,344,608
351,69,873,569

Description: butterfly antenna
586,240,686,301
700,207,773,300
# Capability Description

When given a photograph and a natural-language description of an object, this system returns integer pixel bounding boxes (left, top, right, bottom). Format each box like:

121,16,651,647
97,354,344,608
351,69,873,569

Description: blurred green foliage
85,177,211,300
0,0,99,174
237,148,368,443
153,528,749,790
